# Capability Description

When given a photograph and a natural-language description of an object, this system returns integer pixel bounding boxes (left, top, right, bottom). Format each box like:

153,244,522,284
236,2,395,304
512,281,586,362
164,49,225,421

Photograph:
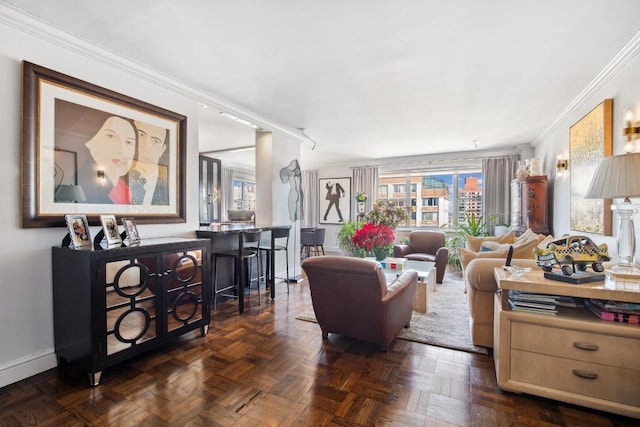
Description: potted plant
352,222,395,261
337,219,363,256
446,212,497,273
364,200,410,230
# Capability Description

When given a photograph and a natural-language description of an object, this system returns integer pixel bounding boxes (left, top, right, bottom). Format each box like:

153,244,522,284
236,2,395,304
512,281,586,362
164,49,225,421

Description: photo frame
319,177,351,224
100,214,122,246
21,61,187,228
122,217,140,244
65,214,92,249
569,99,613,235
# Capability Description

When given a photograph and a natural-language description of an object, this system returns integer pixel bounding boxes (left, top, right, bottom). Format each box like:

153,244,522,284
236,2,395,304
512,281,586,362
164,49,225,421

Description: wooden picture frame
100,214,122,246
569,99,613,235
122,217,140,244
319,177,351,224
65,214,92,249
21,61,187,228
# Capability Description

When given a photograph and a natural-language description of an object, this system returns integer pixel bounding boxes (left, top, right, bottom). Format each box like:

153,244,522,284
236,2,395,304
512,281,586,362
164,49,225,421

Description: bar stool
258,226,291,298
212,229,262,313
301,227,325,259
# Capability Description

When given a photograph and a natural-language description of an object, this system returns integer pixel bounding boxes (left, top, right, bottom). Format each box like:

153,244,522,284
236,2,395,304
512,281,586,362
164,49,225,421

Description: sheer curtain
353,166,379,217
301,170,318,227
482,155,518,233
220,167,234,222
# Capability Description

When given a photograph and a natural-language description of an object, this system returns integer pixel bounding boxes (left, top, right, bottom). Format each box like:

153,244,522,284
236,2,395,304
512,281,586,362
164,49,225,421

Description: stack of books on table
508,290,560,315
584,299,640,324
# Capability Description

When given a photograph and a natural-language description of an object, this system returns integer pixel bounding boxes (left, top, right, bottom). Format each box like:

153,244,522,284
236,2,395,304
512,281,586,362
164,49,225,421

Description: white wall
533,46,640,262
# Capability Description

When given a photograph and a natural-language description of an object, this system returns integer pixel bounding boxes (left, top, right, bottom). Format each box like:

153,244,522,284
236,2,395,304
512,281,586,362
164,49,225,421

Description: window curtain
482,155,518,234
301,170,318,227
353,166,379,219
220,166,234,222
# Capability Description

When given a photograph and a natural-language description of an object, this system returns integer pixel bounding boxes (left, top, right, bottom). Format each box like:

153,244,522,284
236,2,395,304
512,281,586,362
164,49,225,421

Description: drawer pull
572,369,598,380
572,342,599,351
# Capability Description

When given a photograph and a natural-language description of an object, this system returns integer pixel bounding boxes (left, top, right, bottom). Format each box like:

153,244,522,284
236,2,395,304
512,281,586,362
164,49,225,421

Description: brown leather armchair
393,230,448,284
301,256,418,350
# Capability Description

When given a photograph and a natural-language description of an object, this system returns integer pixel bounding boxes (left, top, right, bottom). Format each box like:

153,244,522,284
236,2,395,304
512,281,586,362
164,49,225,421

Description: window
232,179,256,211
378,171,483,228
393,184,406,194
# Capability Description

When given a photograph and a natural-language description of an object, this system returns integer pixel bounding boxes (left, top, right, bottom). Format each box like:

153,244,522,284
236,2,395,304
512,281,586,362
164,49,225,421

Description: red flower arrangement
352,222,395,259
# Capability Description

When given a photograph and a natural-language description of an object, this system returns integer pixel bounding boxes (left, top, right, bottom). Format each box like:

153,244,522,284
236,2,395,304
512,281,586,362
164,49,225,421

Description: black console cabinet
52,237,211,386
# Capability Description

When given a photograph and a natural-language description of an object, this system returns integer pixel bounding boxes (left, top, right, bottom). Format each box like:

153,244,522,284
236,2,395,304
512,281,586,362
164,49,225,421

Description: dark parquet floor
0,279,638,426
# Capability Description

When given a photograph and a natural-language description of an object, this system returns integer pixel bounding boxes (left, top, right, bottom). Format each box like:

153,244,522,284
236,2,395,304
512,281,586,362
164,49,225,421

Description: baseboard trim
0,349,57,388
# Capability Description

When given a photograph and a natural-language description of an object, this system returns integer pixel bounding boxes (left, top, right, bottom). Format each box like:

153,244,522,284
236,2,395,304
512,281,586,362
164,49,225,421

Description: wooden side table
493,268,640,419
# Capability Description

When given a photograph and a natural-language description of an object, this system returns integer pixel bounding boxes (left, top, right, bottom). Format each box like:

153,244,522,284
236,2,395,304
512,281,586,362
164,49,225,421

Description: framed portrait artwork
21,61,187,228
122,217,140,244
569,99,613,235
100,214,122,246
65,214,92,250
319,177,351,224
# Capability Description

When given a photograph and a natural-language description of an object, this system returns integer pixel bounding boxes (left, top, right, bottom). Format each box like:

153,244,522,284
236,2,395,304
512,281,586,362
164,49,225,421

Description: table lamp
585,152,640,274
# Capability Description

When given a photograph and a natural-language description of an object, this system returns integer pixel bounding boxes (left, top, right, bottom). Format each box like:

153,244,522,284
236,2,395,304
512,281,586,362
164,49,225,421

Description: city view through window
378,172,483,228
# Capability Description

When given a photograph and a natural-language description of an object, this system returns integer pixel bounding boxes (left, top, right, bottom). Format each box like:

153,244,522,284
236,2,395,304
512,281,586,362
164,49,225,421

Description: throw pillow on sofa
458,235,543,273
465,231,515,252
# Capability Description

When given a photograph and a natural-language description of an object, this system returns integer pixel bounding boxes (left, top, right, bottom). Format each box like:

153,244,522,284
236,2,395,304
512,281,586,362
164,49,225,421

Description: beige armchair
301,256,418,350
393,230,448,284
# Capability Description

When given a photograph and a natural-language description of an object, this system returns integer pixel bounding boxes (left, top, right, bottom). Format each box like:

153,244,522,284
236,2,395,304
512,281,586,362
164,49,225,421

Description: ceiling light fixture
297,128,317,150
220,112,258,129
201,145,256,155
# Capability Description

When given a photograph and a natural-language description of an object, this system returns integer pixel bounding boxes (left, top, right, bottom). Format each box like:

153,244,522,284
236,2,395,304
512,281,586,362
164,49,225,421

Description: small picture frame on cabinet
122,217,140,244
100,214,122,246
65,214,92,250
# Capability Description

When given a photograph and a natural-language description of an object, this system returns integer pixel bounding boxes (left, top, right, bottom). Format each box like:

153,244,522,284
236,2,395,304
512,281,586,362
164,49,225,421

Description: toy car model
534,235,609,276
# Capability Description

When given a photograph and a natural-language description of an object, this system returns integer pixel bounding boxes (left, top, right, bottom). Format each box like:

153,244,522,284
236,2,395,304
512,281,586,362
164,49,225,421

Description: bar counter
196,224,284,313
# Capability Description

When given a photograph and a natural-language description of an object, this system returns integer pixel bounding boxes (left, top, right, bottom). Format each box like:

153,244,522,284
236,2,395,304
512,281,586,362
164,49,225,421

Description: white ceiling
5,1,640,169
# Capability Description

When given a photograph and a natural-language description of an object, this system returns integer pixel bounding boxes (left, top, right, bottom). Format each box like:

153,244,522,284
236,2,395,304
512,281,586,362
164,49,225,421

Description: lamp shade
55,184,87,202
585,152,640,199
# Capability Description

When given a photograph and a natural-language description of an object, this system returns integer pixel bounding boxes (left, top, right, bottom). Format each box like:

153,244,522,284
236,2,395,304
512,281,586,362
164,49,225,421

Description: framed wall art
21,61,187,228
319,177,351,224
569,99,613,235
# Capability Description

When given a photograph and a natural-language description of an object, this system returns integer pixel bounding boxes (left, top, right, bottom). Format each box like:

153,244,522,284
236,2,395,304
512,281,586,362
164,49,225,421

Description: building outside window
378,171,483,228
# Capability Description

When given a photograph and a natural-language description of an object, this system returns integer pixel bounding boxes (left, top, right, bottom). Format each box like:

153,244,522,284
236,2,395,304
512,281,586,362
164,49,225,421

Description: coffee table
375,259,436,313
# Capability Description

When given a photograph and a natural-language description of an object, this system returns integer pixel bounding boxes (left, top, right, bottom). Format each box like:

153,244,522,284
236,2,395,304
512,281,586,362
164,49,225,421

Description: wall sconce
623,110,640,141
556,154,569,180
623,109,640,152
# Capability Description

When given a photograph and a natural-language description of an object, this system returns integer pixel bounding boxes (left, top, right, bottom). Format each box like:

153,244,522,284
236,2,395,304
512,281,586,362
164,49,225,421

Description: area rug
296,271,489,355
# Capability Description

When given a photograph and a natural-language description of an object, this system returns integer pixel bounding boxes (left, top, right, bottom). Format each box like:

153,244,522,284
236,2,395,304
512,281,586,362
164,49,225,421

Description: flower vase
374,248,387,261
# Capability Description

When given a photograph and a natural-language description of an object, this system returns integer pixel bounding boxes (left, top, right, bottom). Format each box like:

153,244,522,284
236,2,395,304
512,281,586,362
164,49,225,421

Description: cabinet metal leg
89,371,102,387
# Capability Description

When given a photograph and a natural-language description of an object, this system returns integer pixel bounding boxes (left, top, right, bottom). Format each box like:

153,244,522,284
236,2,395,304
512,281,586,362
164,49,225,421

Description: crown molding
0,2,304,143
533,28,640,146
